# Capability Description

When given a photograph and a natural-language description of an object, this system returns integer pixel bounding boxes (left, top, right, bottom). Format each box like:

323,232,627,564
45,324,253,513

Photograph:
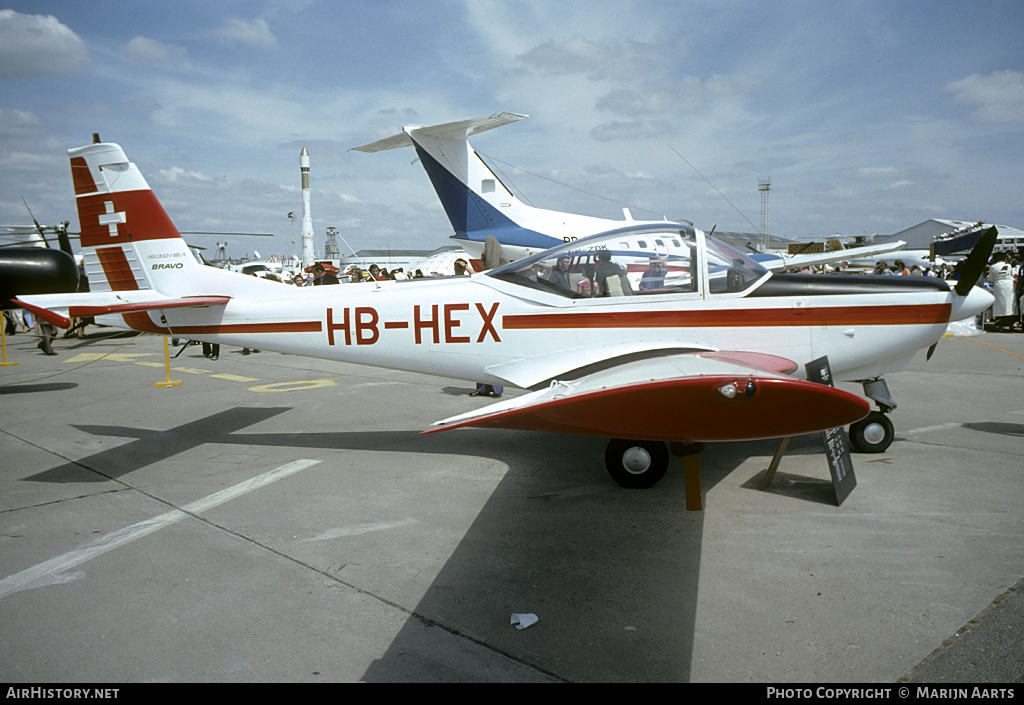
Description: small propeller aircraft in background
352,112,907,271
15,138,994,489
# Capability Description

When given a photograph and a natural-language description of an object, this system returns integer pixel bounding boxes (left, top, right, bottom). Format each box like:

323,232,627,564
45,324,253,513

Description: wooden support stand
759,437,791,490
670,442,706,511
759,353,857,507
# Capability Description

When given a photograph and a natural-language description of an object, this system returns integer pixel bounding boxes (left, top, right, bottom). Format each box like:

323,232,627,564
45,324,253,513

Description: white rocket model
299,147,315,268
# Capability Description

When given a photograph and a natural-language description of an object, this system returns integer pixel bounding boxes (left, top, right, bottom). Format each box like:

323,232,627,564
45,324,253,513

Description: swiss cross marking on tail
98,201,127,238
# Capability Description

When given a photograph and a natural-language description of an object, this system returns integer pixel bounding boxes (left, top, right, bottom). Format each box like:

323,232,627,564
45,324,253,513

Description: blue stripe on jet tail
413,142,492,233
412,142,562,250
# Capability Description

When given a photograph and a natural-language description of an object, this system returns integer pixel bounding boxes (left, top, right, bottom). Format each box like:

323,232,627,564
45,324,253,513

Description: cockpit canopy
486,224,769,298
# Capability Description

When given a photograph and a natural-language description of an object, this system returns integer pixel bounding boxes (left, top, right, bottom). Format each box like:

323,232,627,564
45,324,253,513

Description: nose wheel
605,439,669,489
848,411,894,453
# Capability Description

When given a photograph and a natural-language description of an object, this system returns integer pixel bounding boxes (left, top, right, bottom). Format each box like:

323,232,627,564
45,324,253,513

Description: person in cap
639,255,667,291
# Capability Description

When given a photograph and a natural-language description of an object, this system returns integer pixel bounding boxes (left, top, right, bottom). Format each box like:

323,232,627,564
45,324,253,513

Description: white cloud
121,36,189,66
857,166,898,177
157,166,213,183
0,109,42,137
590,120,673,142
518,35,622,77
884,179,914,191
209,18,279,50
0,9,89,76
946,70,1024,123
596,76,710,117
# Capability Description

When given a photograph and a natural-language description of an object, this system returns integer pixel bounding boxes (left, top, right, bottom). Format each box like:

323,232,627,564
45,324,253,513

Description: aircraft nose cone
951,284,995,322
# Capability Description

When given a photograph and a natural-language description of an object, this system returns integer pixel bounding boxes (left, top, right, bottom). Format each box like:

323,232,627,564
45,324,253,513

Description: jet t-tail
16,140,994,489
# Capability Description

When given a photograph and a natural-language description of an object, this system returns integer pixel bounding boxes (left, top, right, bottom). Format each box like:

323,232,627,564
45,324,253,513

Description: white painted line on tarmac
0,458,321,600
902,422,962,436
303,517,418,542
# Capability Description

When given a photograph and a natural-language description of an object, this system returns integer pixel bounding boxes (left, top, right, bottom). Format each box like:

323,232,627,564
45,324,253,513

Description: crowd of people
798,259,957,278
803,251,1023,332
286,260,457,285
985,250,1023,332
935,221,987,241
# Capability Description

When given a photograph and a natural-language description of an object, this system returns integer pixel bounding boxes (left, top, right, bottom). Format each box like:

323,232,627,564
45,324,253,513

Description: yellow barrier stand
1,322,19,367
155,336,182,387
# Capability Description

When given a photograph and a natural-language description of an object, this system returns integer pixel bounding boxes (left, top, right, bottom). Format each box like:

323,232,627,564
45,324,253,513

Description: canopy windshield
486,225,768,298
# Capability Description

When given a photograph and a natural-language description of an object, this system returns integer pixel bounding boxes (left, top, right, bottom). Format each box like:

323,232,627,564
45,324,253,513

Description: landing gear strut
849,378,896,453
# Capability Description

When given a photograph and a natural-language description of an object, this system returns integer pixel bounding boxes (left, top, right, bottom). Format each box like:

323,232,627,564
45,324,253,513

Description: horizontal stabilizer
68,296,230,318
15,293,230,329
352,113,528,153
427,353,867,442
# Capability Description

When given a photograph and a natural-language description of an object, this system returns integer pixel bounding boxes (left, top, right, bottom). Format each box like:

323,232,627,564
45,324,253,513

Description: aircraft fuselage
148,268,957,390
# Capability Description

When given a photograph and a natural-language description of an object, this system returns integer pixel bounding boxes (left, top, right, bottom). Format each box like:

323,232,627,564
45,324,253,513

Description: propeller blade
954,226,998,297
926,342,938,361
21,196,50,248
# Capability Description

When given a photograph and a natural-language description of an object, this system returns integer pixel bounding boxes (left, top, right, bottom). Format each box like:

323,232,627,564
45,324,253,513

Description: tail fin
353,113,617,255
69,142,201,297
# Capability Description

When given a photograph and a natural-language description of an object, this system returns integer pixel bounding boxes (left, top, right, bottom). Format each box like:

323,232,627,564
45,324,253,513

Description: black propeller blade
954,226,998,297
21,196,51,249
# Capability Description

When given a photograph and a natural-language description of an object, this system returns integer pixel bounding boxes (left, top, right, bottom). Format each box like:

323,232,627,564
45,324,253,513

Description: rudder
69,143,199,296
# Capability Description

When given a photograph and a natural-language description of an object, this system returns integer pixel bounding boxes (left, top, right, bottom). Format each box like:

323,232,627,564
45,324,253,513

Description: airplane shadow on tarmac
0,382,78,395
24,405,851,681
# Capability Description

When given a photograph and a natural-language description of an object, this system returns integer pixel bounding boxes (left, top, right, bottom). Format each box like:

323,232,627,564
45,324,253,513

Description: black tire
848,412,894,453
604,439,670,489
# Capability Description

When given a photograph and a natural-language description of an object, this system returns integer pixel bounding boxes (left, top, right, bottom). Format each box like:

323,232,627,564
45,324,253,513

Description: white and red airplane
15,139,994,489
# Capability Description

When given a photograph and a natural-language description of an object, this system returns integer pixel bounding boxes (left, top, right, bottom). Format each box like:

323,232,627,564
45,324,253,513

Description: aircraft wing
764,240,907,271
15,291,230,328
426,352,869,443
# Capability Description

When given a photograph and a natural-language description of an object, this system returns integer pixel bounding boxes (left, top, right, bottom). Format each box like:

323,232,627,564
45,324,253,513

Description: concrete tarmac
0,325,1021,683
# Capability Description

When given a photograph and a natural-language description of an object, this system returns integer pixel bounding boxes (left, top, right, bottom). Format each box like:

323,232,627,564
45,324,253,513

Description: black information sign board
804,356,857,505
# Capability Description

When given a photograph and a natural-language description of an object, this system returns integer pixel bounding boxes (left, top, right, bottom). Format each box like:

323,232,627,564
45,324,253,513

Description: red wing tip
13,298,71,329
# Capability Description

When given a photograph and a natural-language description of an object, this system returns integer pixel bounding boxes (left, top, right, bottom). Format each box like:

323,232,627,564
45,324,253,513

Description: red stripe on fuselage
503,303,952,330
170,322,323,335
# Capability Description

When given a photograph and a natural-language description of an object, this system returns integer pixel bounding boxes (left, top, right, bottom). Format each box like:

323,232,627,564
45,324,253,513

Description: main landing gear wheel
605,439,669,489
848,411,894,453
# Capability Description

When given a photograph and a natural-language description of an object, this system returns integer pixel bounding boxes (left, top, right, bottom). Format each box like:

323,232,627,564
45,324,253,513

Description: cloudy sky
2,1,1023,259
